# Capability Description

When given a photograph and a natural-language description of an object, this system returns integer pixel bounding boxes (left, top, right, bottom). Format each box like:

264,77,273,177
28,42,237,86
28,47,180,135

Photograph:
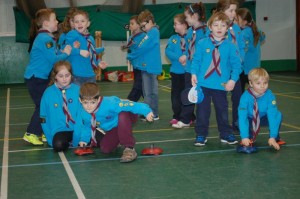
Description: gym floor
0,71,300,199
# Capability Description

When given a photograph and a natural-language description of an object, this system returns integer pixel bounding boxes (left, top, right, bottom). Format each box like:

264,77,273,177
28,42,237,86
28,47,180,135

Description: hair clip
189,5,195,13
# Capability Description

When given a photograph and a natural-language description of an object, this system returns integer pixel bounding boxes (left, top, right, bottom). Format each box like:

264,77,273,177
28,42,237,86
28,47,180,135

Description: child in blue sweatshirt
191,12,241,146
73,82,154,163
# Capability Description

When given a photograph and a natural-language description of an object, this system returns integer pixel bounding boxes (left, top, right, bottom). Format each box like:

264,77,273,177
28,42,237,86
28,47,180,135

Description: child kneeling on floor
238,68,286,152
73,82,154,163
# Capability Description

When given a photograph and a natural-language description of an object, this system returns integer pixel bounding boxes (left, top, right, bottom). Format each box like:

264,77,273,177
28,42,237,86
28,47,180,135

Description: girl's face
129,19,140,33
55,67,72,88
173,18,187,35
73,14,90,34
45,13,58,33
80,98,100,113
224,4,237,21
249,77,269,95
209,20,228,41
184,10,197,27
236,15,247,28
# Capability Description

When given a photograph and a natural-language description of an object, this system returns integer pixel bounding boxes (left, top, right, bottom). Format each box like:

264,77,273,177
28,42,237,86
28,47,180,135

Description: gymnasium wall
0,0,296,84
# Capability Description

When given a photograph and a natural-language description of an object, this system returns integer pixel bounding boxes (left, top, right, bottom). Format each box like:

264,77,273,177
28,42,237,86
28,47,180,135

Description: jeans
141,71,159,116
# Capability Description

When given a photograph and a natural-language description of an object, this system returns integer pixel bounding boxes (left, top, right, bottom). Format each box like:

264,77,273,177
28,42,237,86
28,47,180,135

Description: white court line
58,152,86,199
271,74,300,80
1,88,10,199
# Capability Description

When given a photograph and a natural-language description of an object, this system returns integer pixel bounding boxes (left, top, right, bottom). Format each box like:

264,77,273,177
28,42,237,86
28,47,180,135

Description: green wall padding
14,2,256,42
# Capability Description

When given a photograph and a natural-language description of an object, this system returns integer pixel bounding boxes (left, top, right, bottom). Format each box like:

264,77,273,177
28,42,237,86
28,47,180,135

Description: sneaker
236,144,257,154
74,147,95,156
220,134,238,145
42,134,47,142
172,121,190,129
194,136,207,146
120,148,137,163
23,133,43,146
276,139,286,146
153,116,159,121
169,119,178,125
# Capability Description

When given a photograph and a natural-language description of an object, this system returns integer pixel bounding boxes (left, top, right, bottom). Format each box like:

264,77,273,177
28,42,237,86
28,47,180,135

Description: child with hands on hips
238,68,285,151
73,82,154,163
66,9,107,85
191,12,241,146
40,61,80,152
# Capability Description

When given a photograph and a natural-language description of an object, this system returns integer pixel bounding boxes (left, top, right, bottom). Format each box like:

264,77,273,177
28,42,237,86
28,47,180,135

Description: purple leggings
99,112,138,153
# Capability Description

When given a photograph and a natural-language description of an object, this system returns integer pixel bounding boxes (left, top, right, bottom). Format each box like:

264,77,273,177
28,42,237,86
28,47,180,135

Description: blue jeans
141,71,159,116
73,75,96,86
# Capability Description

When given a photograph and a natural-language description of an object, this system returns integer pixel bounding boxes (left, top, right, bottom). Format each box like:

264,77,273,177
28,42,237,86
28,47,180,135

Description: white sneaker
172,121,190,128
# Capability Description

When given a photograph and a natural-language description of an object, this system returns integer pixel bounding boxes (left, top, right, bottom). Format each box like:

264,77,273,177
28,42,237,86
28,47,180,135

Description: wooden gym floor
0,71,299,199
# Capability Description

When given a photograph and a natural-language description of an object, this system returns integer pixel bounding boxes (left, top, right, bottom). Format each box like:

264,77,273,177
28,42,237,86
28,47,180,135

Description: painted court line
3,143,300,169
58,152,86,199
1,88,10,199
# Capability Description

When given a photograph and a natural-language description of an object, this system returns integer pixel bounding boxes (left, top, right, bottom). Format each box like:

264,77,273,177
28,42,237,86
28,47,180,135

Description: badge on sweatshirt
172,39,177,44
54,103,58,107
129,102,134,106
206,48,210,53
119,102,123,107
46,41,53,48
272,100,276,105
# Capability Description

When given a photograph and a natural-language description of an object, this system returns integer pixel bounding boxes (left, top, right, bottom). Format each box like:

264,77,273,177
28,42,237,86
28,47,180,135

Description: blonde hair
49,60,72,86
174,13,188,27
248,68,269,82
207,12,230,28
80,82,100,100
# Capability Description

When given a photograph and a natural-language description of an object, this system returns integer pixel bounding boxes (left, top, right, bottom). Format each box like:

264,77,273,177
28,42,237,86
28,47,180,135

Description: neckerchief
204,34,225,79
188,24,206,60
179,34,186,53
229,22,237,44
81,33,98,70
55,83,75,127
247,88,264,141
123,31,143,49
90,97,103,147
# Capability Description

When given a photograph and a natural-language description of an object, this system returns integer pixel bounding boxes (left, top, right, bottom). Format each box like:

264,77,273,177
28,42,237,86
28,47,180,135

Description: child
215,0,246,134
23,8,72,145
40,60,80,151
172,2,207,128
238,68,285,151
73,82,154,163
123,15,146,102
191,12,241,146
66,9,107,85
236,8,266,92
58,7,78,50
127,9,162,120
165,13,189,125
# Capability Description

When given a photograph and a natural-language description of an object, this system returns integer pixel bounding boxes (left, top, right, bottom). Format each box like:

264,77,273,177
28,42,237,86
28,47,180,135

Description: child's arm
238,92,251,140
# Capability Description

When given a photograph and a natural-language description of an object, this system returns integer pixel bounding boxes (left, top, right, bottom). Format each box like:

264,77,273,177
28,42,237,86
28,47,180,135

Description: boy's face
140,20,153,32
224,4,237,21
80,97,100,113
249,77,269,95
73,14,90,34
45,13,58,33
129,19,140,33
209,20,228,41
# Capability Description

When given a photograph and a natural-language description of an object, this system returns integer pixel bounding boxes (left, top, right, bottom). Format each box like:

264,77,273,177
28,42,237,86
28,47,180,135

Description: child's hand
146,112,154,122
179,55,187,66
98,61,108,69
63,45,72,55
80,50,90,58
79,142,87,147
73,41,80,48
268,138,280,150
241,138,252,146
224,80,236,91
191,74,197,87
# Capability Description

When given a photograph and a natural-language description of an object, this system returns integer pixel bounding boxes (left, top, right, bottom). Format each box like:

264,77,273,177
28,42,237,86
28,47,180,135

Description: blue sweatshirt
165,34,188,74
242,26,266,74
127,31,147,71
24,32,69,79
73,97,152,146
191,37,242,91
66,29,105,77
238,89,281,139
127,26,162,75
40,83,81,146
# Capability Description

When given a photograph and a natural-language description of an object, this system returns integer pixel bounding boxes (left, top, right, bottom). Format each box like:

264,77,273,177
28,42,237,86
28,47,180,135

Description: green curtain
13,2,256,42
